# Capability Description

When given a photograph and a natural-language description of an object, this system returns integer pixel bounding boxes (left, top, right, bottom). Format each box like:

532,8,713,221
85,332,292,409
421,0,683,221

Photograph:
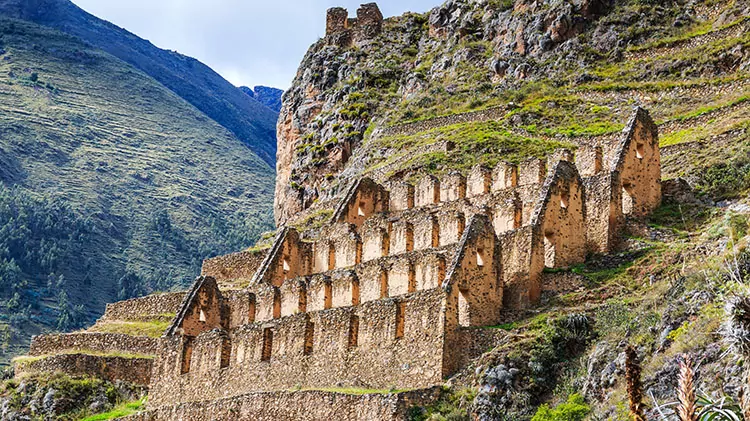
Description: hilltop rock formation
273,0,701,225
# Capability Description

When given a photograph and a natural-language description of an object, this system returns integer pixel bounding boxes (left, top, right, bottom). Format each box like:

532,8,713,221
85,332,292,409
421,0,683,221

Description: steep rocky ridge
241,86,284,113
274,0,750,226
0,0,280,165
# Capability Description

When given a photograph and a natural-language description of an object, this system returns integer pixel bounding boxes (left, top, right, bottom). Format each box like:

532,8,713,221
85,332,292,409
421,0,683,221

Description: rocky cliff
274,0,749,225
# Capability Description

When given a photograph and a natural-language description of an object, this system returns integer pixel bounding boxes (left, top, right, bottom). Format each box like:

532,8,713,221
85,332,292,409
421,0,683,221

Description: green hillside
0,17,275,363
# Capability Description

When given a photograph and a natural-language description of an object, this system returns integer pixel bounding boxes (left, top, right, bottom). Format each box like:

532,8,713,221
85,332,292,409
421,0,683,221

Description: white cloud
70,0,438,89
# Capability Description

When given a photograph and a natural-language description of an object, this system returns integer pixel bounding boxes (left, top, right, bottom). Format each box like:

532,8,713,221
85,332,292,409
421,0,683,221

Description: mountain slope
241,86,284,113
0,0,280,166
0,17,275,363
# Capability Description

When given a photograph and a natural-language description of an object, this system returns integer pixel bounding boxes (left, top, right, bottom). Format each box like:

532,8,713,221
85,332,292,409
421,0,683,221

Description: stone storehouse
144,107,660,408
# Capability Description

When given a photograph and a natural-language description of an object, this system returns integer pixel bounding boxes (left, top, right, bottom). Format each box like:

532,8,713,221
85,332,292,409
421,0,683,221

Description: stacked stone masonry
143,107,661,410
121,388,443,421
325,3,384,47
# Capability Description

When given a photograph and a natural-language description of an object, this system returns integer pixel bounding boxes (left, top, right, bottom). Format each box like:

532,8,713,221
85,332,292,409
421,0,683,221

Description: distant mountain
0,0,279,165
241,86,284,113
0,16,275,363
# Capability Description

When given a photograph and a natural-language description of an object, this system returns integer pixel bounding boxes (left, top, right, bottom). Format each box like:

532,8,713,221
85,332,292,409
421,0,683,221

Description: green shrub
531,393,590,421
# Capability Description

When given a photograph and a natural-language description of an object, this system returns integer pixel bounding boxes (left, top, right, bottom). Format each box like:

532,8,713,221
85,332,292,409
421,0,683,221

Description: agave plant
722,294,750,358
695,394,743,421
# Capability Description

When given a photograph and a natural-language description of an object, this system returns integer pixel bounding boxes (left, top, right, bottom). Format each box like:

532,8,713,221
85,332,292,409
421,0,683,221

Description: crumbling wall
531,161,587,269
333,178,389,227
610,107,661,217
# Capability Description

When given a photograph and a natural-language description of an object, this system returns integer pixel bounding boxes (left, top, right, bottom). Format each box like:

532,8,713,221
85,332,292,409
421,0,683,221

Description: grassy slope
0,17,274,362
0,0,280,166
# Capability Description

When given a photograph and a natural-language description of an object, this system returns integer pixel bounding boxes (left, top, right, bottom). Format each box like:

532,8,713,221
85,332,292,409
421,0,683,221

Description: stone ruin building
325,2,384,47
17,107,661,419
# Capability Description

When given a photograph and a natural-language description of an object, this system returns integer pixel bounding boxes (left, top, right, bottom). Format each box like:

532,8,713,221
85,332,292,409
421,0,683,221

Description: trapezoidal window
560,192,569,210
304,320,314,356
180,337,194,374
636,143,645,160
261,328,273,362
324,281,333,309
248,295,256,324
327,244,336,271
199,308,207,322
282,257,291,273
405,223,414,252
348,315,360,349
220,337,231,369
380,270,389,299
622,183,635,215
298,285,308,313
351,279,360,306
357,202,366,217
476,248,485,267
395,302,405,340
458,288,470,327
544,232,556,268
273,288,281,319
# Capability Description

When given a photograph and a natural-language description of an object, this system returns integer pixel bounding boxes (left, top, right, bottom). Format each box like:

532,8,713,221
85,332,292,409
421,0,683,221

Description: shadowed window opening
380,271,389,299
273,288,281,319
348,315,359,349
304,321,314,356
220,337,231,368
636,143,645,160
560,192,569,209
248,295,256,324
327,244,336,270
476,248,485,267
324,281,333,309
181,337,194,374
261,328,273,362
395,302,405,339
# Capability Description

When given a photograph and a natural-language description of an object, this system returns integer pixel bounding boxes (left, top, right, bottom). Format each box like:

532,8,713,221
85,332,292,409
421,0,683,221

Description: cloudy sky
70,0,438,90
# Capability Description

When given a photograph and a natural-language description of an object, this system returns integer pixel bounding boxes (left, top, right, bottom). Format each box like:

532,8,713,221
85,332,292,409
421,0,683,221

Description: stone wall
102,292,185,322
202,250,268,286
29,333,159,357
124,388,442,421
15,354,152,385
325,3,384,47
149,289,447,406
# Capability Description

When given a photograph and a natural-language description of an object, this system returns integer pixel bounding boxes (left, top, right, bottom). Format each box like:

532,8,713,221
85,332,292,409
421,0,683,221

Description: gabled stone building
142,107,661,409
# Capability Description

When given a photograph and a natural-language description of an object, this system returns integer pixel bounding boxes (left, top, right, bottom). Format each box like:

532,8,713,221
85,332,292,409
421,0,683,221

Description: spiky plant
625,345,646,421
722,294,750,358
677,355,697,421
